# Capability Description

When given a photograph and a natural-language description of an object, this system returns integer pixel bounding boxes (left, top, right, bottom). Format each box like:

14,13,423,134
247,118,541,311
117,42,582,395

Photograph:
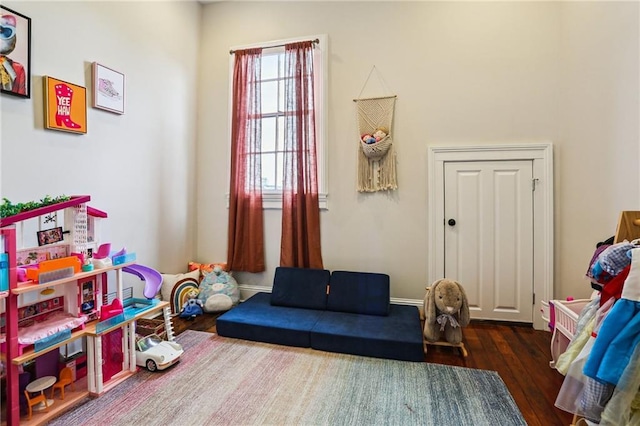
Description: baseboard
238,284,423,307
238,284,271,301
390,297,422,307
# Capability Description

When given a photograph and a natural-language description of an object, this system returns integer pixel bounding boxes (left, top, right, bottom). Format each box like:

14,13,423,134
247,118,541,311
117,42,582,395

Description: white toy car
135,334,183,372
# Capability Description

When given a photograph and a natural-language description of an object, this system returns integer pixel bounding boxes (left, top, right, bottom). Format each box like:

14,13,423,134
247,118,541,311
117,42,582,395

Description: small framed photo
37,227,64,246
80,278,95,313
0,6,31,99
92,62,124,114
44,76,87,134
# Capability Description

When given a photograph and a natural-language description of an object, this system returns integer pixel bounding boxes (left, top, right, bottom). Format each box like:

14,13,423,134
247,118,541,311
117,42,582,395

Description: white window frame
227,34,329,210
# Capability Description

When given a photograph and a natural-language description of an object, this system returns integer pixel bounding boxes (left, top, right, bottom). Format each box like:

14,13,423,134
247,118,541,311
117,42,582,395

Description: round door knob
448,219,456,226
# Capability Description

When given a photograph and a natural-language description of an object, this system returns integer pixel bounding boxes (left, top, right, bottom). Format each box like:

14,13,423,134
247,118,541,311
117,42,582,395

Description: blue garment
583,298,640,385
180,299,203,318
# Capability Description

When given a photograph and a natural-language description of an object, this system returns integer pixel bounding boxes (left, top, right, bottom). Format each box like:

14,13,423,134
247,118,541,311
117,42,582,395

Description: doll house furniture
23,378,51,420
0,195,173,426
50,366,74,399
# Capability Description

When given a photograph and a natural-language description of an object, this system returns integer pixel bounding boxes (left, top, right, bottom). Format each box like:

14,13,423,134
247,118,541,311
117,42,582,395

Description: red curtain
280,41,323,269
227,48,265,272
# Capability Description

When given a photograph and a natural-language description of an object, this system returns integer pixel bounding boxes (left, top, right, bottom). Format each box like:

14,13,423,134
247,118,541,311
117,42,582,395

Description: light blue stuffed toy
197,266,239,312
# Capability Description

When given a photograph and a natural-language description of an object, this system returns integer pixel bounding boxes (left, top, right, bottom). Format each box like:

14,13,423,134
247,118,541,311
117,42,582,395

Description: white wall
197,1,639,302
1,1,201,274
2,2,636,306
556,2,640,297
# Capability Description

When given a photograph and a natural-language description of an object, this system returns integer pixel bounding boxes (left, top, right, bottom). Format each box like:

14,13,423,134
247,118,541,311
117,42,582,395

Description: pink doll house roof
87,206,108,218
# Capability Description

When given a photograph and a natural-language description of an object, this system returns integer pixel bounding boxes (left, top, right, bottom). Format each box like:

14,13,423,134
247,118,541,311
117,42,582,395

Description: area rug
48,330,525,426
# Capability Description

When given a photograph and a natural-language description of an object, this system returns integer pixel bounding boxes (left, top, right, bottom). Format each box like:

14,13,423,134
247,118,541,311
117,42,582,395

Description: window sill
226,193,328,210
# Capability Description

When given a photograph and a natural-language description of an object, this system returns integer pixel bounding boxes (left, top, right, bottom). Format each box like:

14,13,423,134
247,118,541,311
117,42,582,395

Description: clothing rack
614,211,640,243
229,38,319,55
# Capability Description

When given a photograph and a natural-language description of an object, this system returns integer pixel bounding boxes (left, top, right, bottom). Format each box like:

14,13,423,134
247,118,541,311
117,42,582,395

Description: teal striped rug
49,330,525,425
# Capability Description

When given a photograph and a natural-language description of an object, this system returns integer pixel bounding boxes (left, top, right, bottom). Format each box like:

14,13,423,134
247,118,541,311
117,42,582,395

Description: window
228,35,328,209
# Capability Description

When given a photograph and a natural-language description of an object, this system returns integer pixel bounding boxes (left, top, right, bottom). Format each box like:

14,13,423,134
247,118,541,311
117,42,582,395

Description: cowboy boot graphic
55,84,82,129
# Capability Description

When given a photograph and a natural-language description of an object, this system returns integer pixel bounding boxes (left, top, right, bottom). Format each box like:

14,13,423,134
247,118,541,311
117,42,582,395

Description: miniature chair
93,243,111,259
24,389,49,420
18,372,32,416
51,367,75,400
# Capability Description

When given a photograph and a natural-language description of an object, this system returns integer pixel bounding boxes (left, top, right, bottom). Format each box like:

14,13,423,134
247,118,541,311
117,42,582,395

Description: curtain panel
280,41,324,269
227,48,265,272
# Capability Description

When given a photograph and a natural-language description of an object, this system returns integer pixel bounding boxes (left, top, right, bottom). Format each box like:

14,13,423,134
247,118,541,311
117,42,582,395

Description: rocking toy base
419,305,468,358
423,339,468,357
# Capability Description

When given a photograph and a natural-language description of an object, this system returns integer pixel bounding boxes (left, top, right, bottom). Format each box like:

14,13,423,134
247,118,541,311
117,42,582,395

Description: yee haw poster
44,75,87,134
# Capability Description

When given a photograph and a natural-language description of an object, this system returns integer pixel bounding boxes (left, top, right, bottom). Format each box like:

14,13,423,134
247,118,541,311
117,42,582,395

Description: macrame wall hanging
354,66,398,192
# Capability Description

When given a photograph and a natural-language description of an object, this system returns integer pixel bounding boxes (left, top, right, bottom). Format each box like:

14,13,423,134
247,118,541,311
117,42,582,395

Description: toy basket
136,318,166,340
360,135,392,160
355,95,398,192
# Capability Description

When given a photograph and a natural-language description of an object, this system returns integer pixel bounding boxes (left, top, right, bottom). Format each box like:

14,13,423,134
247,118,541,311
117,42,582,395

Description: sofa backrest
327,271,390,316
271,267,331,310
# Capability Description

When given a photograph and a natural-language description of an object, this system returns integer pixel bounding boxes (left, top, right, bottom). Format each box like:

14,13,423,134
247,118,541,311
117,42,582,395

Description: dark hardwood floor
172,315,573,426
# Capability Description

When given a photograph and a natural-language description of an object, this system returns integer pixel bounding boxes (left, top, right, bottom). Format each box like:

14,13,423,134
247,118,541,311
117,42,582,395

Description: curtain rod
229,38,319,55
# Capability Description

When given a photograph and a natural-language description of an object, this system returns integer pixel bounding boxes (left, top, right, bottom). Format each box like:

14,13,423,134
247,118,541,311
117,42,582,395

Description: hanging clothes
584,248,640,387
599,342,640,425
600,264,631,307
555,297,615,418
590,242,636,283
587,243,613,291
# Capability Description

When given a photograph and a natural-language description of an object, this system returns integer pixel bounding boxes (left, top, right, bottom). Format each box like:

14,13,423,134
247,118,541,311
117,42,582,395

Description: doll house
0,195,172,426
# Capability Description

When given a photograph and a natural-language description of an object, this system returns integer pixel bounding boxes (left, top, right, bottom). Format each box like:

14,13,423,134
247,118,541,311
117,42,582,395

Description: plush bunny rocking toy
423,279,470,356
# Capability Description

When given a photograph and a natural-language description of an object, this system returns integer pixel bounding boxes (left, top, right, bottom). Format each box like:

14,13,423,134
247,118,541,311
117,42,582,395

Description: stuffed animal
423,278,470,345
373,127,388,141
361,134,376,144
180,289,204,320
197,266,240,312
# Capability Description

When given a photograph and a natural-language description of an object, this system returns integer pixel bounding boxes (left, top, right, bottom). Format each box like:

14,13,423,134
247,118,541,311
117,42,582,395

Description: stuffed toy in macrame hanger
423,279,470,348
353,66,398,192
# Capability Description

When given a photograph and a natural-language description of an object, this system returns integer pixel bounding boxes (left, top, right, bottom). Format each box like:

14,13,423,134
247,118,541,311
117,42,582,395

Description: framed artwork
15,244,69,266
37,226,64,246
92,62,124,114
0,6,31,98
79,277,95,313
44,76,87,134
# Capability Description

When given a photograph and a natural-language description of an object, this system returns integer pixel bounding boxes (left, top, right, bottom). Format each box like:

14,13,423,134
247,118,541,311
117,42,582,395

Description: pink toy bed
0,297,88,355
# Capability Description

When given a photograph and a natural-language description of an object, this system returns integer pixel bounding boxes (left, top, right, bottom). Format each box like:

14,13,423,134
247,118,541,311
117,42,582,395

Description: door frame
427,143,553,330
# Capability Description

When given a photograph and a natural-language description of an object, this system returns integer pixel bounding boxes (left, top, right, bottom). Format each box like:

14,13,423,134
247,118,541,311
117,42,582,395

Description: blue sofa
216,267,424,362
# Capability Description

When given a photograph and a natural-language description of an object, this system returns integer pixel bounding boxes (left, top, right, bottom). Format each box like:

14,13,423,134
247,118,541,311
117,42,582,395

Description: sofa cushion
327,271,390,316
270,267,330,310
310,304,424,362
217,292,325,347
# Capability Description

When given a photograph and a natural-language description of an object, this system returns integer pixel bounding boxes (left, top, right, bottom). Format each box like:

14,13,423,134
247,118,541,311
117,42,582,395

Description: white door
444,160,534,322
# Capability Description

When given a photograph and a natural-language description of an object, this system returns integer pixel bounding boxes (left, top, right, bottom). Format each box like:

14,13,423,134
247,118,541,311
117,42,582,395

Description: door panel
444,160,533,322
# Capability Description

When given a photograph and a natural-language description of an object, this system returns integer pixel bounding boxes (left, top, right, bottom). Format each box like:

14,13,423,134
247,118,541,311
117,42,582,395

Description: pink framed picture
92,62,124,114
